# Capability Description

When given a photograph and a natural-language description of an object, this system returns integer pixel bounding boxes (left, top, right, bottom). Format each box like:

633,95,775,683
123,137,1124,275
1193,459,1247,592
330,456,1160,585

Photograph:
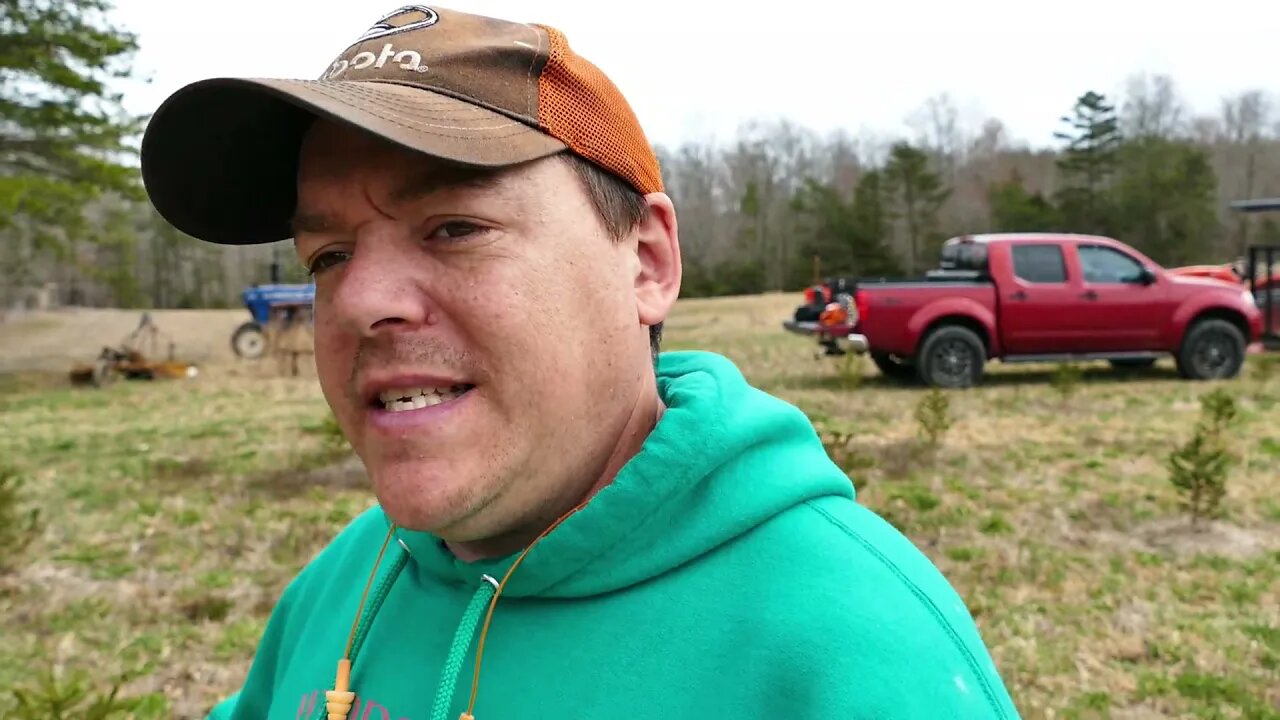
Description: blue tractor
231,282,316,359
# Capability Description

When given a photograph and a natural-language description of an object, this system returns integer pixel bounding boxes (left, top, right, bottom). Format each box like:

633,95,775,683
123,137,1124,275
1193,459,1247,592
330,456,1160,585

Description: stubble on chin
365,440,512,538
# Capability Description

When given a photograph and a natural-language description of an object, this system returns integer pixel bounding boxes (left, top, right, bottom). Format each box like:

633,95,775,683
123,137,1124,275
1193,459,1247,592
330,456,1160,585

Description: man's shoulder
721,495,1020,718
738,494,961,592
724,496,957,619
780,495,971,611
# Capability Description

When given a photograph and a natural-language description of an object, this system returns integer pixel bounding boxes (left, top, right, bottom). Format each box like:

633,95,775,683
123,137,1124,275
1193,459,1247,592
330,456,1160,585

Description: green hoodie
209,350,1021,720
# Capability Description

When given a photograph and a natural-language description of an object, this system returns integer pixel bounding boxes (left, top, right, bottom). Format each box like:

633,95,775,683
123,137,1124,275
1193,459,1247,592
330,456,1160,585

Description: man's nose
327,231,435,335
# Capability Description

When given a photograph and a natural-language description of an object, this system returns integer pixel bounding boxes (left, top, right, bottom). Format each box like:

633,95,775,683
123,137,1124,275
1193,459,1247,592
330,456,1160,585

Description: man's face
292,119,670,541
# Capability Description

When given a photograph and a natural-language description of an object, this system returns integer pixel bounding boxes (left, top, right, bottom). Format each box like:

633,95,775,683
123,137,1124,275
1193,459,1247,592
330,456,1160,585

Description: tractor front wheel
231,321,266,359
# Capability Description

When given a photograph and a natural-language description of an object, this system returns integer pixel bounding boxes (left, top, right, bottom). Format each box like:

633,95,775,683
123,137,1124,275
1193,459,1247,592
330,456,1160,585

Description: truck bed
855,279,996,357
783,273,995,357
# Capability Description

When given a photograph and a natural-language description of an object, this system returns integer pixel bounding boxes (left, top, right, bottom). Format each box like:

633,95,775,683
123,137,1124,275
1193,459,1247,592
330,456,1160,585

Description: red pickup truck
784,233,1265,387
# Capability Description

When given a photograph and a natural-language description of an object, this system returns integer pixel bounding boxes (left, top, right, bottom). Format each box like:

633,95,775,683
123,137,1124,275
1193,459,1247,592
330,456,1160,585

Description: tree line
4,1,1280,312
662,80,1280,297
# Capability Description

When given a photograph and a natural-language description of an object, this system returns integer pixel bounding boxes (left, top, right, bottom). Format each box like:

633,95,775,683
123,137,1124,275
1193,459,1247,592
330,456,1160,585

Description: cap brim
141,78,568,245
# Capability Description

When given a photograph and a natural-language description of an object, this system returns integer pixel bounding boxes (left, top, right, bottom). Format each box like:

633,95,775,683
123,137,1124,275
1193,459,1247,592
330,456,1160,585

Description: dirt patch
246,453,368,499
1134,517,1279,560
1111,704,1177,720
5,563,118,606
1094,516,1279,560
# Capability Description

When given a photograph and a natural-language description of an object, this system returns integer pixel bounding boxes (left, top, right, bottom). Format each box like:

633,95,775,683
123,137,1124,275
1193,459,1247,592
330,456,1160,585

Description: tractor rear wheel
231,321,266,359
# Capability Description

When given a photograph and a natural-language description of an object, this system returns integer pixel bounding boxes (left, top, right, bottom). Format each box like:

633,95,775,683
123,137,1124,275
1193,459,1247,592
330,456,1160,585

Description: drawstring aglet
326,657,356,720
458,714,475,720
330,524,398,720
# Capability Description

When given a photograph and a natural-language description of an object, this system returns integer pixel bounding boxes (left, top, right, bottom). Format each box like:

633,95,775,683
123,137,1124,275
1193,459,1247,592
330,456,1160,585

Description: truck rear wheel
1176,318,1245,380
916,326,986,388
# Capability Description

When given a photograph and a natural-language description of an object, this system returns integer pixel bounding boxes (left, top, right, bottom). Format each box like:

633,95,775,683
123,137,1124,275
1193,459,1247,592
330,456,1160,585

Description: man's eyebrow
288,165,505,235
389,164,505,204
289,210,337,236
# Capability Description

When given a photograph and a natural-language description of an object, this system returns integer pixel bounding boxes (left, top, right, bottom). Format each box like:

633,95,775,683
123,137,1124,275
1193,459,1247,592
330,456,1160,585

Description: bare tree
821,128,863,197
1220,90,1275,253
1121,73,1187,139
907,92,964,181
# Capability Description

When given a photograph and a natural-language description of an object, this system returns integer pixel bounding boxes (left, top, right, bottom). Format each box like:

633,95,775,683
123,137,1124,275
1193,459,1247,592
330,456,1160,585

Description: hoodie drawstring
327,524,402,720
330,496,593,720
349,542,411,667
430,576,498,720
458,496,592,719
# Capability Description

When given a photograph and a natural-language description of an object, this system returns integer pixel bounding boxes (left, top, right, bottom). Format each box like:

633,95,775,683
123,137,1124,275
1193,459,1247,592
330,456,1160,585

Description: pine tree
791,173,900,281
883,142,950,274
988,170,1062,232
1113,138,1220,265
1167,389,1238,528
1,0,145,298
1054,91,1122,235
851,170,897,272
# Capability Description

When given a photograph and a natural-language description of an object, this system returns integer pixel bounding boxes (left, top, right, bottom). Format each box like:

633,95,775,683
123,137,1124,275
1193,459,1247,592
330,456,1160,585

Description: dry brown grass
1,296,1279,719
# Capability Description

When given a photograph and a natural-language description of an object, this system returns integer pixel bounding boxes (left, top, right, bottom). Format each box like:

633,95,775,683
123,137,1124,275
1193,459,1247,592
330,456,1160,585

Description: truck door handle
1081,290,1098,300
1011,291,1027,301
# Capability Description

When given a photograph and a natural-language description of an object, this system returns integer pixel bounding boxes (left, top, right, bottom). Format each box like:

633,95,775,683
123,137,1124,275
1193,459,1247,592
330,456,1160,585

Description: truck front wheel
916,326,986,388
1176,318,1245,380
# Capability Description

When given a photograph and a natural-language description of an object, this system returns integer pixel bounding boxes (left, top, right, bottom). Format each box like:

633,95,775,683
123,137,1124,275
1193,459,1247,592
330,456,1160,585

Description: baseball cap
140,4,664,246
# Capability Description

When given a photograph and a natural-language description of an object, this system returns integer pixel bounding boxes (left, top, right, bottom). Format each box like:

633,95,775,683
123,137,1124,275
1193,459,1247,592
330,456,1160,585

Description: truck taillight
854,290,869,325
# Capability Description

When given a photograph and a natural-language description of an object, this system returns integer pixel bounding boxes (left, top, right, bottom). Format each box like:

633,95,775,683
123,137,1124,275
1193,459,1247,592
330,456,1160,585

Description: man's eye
307,251,350,276
427,221,480,241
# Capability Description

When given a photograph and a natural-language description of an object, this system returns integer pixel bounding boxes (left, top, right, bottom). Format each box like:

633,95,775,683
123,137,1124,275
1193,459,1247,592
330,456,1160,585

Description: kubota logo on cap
321,42,429,80
319,5,437,80
356,5,439,42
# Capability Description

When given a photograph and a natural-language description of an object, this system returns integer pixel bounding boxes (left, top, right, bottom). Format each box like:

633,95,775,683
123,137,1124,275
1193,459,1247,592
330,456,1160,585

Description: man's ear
632,192,681,327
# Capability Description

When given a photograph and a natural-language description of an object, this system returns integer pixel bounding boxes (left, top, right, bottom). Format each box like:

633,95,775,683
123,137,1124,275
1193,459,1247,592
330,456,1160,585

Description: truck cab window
1011,244,1067,283
1079,245,1145,283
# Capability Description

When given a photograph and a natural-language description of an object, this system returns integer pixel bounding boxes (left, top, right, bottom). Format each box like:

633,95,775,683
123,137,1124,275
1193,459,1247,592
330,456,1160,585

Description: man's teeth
378,385,468,412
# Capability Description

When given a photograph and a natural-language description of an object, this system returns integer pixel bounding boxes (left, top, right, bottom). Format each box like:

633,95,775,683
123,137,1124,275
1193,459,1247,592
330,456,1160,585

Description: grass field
1,293,1278,719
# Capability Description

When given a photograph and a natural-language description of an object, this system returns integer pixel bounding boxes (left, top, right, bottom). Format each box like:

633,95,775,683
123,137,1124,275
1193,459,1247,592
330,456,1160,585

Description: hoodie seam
806,500,1011,720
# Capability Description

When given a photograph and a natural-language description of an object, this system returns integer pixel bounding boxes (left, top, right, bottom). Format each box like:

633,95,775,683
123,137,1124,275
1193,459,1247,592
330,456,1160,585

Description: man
141,6,1022,719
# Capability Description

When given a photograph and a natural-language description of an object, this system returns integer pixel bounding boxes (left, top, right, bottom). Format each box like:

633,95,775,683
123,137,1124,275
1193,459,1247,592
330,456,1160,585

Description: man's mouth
375,384,474,412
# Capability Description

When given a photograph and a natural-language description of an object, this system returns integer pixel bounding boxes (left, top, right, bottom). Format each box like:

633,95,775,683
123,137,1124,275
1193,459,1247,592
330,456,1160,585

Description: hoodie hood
392,350,853,598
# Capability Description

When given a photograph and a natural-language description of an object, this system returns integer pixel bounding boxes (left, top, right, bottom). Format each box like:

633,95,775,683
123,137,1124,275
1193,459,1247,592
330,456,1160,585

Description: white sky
113,0,1279,152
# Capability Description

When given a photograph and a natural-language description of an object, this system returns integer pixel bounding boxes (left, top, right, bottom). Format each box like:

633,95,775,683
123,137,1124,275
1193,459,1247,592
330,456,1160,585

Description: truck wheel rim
934,340,973,383
1192,332,1236,377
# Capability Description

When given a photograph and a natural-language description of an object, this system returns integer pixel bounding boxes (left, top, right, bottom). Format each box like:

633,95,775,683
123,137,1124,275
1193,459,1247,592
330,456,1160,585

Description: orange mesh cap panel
535,25,664,195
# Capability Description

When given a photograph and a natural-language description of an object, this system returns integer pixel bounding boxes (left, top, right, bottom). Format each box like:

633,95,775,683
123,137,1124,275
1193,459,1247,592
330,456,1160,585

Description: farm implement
69,313,199,387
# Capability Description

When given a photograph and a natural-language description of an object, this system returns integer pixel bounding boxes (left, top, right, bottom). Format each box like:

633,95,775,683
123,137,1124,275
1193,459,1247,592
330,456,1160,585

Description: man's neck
445,381,665,563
